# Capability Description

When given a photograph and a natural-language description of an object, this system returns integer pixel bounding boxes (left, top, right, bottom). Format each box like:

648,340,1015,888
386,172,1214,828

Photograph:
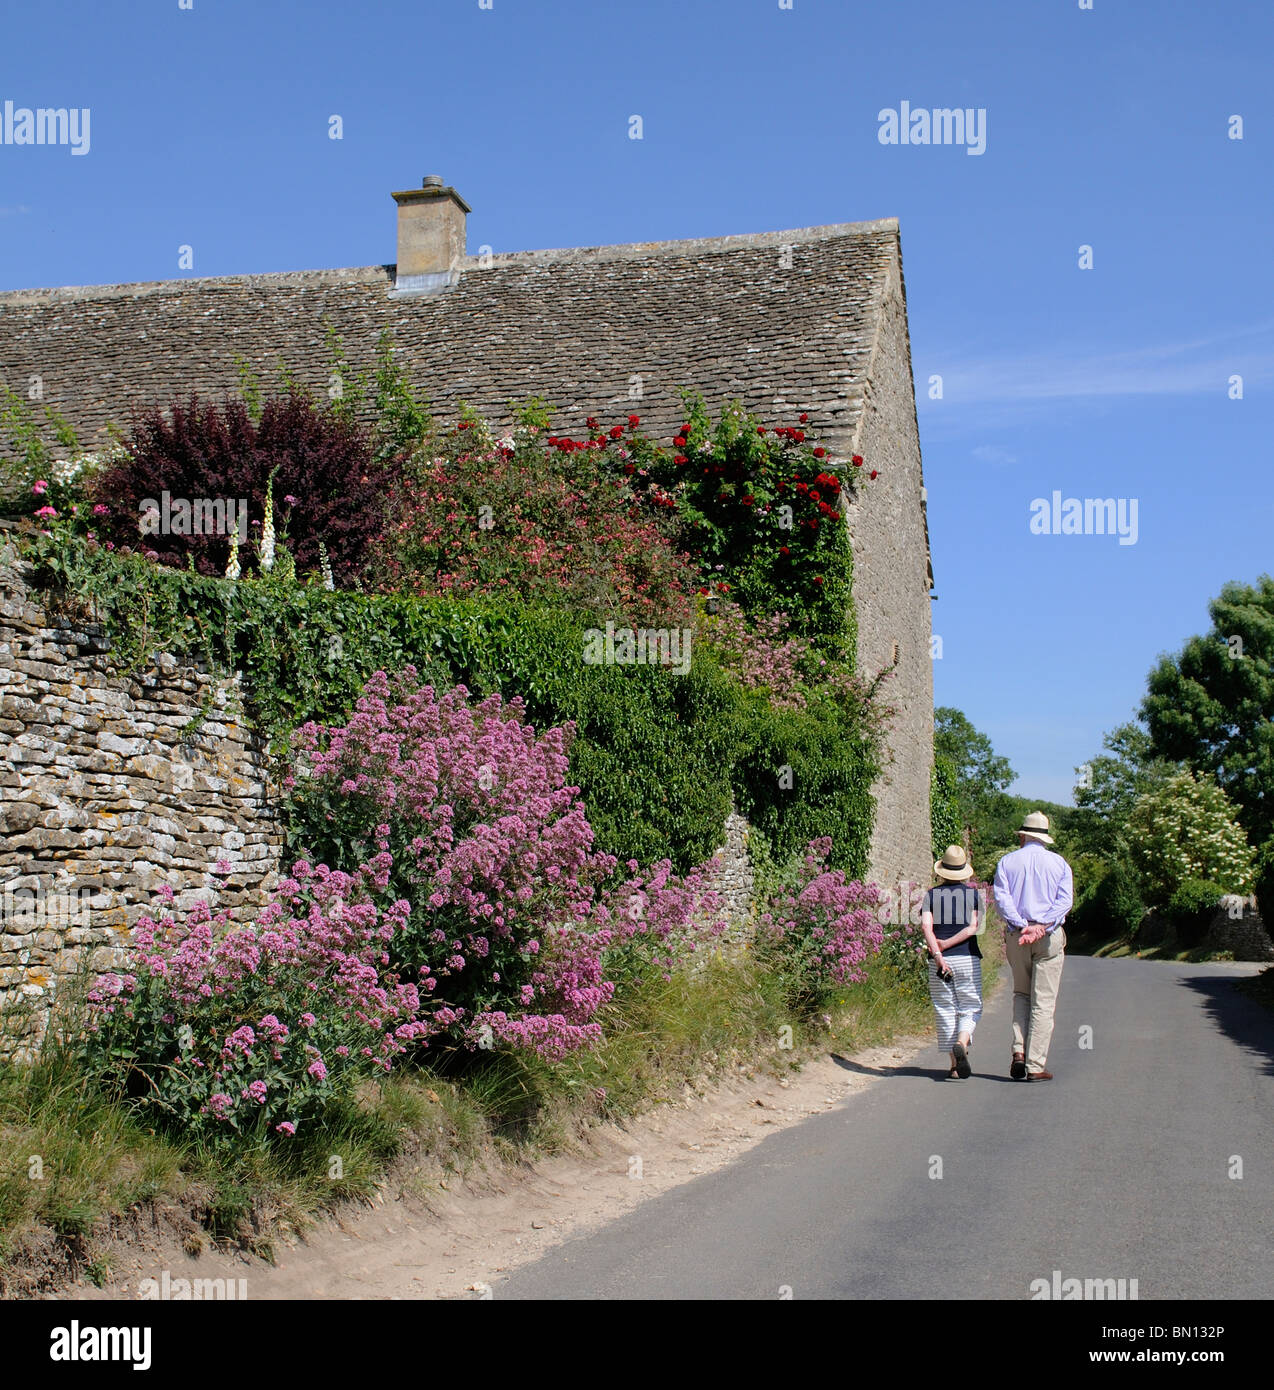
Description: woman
921,845,983,1079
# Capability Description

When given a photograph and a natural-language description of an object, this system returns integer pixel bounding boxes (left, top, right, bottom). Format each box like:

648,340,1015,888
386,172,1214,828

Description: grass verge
0,941,939,1296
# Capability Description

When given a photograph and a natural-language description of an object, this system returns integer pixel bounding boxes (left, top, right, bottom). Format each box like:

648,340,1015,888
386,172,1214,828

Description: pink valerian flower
757,838,885,988
223,1024,256,1056
242,1079,268,1103
32,479,49,495
307,1059,328,1081
275,1121,297,1136
205,1093,235,1120
34,505,58,518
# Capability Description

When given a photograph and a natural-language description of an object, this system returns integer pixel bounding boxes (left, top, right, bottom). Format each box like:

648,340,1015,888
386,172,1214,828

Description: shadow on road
1175,972,1274,1078
827,1052,1020,1083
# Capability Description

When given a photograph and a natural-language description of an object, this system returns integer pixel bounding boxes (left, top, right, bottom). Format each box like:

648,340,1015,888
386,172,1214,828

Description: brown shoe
1027,1070,1053,1081
1010,1053,1027,1080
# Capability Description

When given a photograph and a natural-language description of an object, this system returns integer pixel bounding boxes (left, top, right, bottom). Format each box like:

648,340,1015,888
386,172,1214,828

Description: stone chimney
391,176,470,294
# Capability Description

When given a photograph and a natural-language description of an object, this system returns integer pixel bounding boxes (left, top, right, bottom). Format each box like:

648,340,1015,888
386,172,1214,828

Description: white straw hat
1018,811,1055,845
934,845,974,881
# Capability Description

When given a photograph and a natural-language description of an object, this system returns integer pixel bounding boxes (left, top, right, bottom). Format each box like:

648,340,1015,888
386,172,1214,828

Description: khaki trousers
1004,926,1066,1072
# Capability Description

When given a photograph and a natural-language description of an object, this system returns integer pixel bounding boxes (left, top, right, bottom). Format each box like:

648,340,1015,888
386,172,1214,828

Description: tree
933,707,1015,816
1125,769,1257,908
1069,720,1178,859
1141,576,1274,844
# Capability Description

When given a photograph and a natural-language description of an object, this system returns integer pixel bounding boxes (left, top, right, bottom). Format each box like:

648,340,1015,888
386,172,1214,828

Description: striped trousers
928,954,983,1051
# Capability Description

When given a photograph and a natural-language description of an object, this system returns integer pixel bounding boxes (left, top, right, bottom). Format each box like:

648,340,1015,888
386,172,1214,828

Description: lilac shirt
993,840,1073,931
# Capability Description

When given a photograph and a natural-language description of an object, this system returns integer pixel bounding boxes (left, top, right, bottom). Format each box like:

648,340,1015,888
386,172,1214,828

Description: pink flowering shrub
83,858,430,1145
287,668,726,1060
756,837,886,1010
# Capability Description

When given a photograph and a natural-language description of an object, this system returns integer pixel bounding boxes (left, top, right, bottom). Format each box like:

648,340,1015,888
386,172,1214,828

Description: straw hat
934,845,974,881
1018,811,1055,845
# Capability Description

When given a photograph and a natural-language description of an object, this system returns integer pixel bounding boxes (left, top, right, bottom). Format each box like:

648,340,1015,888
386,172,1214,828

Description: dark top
922,883,982,958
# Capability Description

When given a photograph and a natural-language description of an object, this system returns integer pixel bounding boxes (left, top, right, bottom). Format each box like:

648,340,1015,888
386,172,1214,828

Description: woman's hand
931,949,946,974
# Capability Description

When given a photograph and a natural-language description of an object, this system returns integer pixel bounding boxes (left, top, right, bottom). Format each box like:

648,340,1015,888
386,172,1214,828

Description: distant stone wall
1206,898,1274,962
0,543,283,1056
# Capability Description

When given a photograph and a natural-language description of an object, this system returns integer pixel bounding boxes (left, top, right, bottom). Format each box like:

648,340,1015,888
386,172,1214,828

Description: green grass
0,940,939,1293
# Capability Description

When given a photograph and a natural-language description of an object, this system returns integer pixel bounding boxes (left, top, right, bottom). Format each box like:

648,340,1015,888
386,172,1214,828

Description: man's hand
1018,922,1048,945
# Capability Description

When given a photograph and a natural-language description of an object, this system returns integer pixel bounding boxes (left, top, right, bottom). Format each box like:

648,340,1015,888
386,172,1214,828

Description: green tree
1125,769,1257,908
1141,575,1274,843
933,707,1015,816
1069,720,1177,859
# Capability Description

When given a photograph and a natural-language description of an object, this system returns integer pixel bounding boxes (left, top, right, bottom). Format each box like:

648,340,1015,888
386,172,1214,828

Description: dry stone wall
0,541,283,1056
0,542,759,1055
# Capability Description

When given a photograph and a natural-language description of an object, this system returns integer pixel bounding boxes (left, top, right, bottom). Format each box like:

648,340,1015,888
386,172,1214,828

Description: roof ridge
0,218,899,303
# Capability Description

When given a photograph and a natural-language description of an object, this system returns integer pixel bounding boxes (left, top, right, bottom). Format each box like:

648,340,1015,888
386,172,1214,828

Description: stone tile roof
0,219,901,457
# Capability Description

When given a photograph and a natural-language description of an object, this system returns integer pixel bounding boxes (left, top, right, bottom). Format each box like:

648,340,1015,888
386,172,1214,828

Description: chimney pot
391,178,471,293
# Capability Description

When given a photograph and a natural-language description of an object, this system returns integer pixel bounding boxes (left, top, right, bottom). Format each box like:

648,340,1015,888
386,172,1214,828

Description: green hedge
26,537,879,876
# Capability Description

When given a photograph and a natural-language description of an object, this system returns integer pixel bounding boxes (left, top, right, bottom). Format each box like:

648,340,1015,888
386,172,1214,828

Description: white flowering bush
1127,770,1256,907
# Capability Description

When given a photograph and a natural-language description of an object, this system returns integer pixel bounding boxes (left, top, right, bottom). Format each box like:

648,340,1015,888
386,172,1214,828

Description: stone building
0,177,935,947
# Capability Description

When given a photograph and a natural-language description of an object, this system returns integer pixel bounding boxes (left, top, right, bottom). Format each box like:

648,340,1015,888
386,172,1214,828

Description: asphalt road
497,956,1274,1299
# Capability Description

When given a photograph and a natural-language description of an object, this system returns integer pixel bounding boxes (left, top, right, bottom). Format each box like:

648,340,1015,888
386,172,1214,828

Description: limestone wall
844,247,935,895
0,543,282,1055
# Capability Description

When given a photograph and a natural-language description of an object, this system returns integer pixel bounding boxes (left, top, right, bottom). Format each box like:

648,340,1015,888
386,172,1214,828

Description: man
993,811,1073,1081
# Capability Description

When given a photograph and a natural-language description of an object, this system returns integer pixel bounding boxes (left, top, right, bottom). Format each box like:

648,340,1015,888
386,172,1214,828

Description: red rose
813,576,824,585
813,447,825,458
628,414,640,426
674,435,687,447
757,427,767,435
610,425,624,439
742,495,754,505
547,435,558,445
675,454,687,464
698,587,709,595
779,546,789,555
852,454,863,465
870,470,878,479
794,429,804,442
799,413,808,423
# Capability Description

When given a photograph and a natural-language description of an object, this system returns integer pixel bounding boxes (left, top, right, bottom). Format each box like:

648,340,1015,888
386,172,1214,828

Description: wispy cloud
971,444,1018,465
920,323,1274,411
0,205,31,218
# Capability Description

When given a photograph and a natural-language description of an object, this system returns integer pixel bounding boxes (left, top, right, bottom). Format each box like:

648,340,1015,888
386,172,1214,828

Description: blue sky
2,0,1270,804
